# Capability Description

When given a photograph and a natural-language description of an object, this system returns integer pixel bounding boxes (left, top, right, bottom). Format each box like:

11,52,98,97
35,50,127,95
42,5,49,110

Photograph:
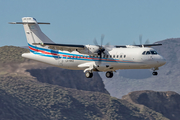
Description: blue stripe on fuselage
28,43,134,63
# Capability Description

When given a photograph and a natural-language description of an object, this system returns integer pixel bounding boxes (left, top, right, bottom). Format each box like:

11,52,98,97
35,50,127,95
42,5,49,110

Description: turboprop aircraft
9,17,166,78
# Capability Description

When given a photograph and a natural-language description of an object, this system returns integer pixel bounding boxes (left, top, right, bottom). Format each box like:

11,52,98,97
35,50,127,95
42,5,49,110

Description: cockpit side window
142,51,146,55
150,51,158,55
146,51,151,55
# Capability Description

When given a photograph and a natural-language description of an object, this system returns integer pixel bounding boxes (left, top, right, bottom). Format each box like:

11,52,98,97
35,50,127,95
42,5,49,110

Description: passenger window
117,55,119,58
142,51,146,55
113,55,115,58
120,55,122,58
124,55,126,58
110,55,112,58
106,55,108,58
146,51,151,55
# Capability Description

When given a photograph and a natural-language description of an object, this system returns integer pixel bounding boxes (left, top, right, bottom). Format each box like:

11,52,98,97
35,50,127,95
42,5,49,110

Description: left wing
33,43,85,52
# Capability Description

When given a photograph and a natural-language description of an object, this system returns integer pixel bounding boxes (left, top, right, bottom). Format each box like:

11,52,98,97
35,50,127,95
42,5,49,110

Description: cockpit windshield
150,51,158,54
146,51,151,55
142,50,158,55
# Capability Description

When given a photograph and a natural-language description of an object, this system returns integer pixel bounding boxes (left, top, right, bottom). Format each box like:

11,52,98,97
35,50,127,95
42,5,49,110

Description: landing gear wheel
106,71,113,78
152,72,158,76
85,71,93,78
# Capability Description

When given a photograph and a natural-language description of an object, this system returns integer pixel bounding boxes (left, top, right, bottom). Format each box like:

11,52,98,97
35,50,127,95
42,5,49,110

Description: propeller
139,34,142,45
93,34,110,65
133,35,150,46
145,39,150,44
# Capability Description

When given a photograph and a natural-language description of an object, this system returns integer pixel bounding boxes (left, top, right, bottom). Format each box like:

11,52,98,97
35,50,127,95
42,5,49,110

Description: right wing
115,43,162,48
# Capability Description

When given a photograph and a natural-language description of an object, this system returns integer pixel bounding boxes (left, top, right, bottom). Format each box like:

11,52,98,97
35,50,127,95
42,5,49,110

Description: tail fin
22,17,54,45
10,17,54,46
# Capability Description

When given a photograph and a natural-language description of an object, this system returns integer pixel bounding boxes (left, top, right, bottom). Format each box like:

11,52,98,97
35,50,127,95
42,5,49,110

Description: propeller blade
104,42,112,51
104,42,110,48
101,34,104,46
145,39,150,44
93,38,99,46
133,41,136,45
139,34,142,45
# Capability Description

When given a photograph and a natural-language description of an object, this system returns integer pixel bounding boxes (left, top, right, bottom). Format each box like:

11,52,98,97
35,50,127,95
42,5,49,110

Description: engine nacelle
78,45,100,55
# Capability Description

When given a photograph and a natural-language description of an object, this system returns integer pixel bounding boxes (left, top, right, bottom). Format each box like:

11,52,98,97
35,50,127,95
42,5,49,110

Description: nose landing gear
152,67,159,76
152,72,158,76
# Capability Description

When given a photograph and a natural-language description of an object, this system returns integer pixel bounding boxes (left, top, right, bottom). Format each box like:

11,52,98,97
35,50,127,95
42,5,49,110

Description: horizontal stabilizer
9,22,50,24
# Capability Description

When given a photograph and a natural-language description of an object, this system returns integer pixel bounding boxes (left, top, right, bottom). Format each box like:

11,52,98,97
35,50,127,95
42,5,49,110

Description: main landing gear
106,71,113,78
85,71,93,78
85,71,114,78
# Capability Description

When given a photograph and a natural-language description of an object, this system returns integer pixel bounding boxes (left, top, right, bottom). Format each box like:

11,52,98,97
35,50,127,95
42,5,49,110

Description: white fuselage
22,44,166,72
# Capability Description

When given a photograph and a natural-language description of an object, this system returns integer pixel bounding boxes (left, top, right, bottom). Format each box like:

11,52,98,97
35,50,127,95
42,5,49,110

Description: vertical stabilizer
22,17,54,45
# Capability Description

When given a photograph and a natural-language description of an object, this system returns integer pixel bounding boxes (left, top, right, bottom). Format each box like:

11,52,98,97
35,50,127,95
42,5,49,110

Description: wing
115,43,162,48
33,43,85,52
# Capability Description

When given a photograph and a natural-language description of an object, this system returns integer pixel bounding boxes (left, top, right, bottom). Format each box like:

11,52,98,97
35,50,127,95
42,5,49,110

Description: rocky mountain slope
26,67,108,93
100,38,180,98
0,75,170,120
0,46,180,119
122,90,180,120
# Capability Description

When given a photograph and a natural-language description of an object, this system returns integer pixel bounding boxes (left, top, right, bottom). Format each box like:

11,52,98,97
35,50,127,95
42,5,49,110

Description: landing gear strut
85,71,93,78
106,71,113,78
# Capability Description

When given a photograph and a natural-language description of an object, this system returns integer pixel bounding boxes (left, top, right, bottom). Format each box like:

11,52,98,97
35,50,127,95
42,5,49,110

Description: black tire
152,72,158,76
85,72,93,78
106,71,113,78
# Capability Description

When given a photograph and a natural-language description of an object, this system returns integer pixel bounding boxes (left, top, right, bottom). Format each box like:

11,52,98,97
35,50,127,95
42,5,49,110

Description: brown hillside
122,90,180,120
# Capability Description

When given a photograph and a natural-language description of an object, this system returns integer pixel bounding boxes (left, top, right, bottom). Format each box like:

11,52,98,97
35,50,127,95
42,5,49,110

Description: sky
1,0,180,47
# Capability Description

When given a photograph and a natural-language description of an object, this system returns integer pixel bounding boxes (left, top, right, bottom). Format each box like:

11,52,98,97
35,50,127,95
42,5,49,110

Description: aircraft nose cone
160,57,166,66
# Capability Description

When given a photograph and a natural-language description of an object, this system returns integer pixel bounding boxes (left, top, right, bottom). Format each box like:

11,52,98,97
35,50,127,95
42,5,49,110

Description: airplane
9,17,166,78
